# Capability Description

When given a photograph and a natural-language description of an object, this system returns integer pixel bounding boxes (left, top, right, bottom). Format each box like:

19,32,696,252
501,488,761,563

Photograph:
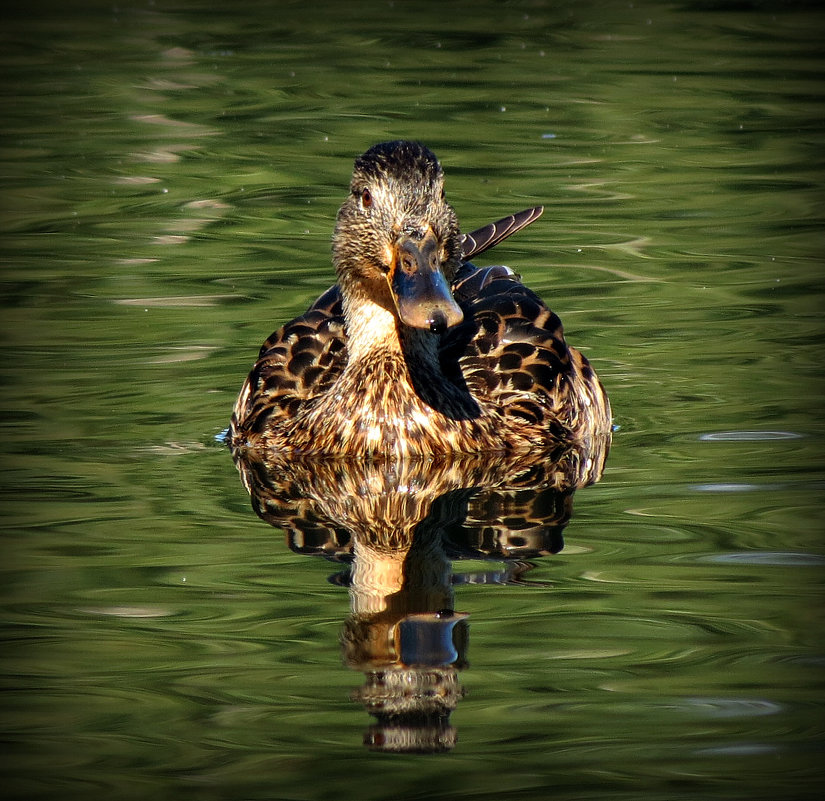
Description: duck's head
333,141,464,335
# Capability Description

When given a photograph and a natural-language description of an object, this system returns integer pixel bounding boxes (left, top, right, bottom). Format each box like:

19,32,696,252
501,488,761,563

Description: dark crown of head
353,141,442,185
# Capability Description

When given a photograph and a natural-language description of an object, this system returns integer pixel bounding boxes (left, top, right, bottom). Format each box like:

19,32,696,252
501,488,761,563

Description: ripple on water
699,430,804,441
681,696,784,719
694,743,782,757
690,482,785,492
694,551,825,567
579,696,784,720
78,605,175,618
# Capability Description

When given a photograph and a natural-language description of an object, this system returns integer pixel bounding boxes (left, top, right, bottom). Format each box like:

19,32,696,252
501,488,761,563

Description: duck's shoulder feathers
442,263,576,430
233,286,347,433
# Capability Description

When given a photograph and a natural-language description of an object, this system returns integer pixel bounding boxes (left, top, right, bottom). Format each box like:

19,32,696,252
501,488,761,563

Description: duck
229,140,611,458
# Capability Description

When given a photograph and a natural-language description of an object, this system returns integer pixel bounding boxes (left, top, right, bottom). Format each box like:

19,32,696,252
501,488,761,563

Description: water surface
2,1,824,799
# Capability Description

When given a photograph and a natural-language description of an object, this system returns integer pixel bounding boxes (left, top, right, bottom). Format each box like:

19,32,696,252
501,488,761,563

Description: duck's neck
342,295,445,383
343,295,405,361
341,293,479,421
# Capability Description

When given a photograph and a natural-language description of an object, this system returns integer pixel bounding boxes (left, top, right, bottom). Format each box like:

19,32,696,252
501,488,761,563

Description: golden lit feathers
230,141,611,458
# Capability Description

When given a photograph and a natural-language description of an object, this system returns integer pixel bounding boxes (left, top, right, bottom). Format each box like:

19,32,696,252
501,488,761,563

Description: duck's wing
445,266,571,431
461,206,544,260
305,284,344,315
444,264,610,440
231,286,347,437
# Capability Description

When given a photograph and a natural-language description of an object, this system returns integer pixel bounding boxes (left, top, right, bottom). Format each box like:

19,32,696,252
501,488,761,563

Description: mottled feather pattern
232,216,546,442
230,141,611,457
445,265,597,439
233,443,609,560
234,303,348,435
233,259,610,451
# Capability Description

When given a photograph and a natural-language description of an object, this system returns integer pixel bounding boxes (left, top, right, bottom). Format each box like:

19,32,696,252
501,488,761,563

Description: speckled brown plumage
230,140,611,458
232,440,609,558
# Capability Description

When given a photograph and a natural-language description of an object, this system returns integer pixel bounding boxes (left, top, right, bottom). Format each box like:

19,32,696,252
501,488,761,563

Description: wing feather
461,206,544,260
232,288,347,434
442,264,594,437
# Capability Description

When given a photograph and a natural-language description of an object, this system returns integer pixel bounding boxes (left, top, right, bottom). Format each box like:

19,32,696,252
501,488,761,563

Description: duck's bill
390,230,464,334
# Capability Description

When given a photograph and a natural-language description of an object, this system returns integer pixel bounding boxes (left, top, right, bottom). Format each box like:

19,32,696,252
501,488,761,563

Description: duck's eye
361,188,372,209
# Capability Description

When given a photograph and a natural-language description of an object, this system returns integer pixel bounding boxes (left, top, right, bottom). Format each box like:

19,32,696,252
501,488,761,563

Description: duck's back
231,263,610,451
442,263,611,442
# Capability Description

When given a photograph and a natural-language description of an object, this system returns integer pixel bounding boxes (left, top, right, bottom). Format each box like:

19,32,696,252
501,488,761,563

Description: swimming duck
230,140,611,458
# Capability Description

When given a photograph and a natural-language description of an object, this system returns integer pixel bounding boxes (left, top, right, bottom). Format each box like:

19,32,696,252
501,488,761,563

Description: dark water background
2,1,824,799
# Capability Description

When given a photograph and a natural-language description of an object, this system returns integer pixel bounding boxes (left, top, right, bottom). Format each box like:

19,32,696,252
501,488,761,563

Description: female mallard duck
230,140,611,458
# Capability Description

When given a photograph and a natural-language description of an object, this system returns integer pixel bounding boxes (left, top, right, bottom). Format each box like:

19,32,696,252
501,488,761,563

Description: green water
2,1,824,799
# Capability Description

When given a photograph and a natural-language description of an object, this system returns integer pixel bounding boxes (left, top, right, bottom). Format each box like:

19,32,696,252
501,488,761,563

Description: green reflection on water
2,1,824,799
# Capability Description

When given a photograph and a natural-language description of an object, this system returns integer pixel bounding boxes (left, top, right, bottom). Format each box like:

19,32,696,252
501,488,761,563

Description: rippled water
2,1,824,799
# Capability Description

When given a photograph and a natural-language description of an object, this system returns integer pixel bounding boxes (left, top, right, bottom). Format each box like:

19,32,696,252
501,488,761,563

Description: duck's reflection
232,437,609,752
